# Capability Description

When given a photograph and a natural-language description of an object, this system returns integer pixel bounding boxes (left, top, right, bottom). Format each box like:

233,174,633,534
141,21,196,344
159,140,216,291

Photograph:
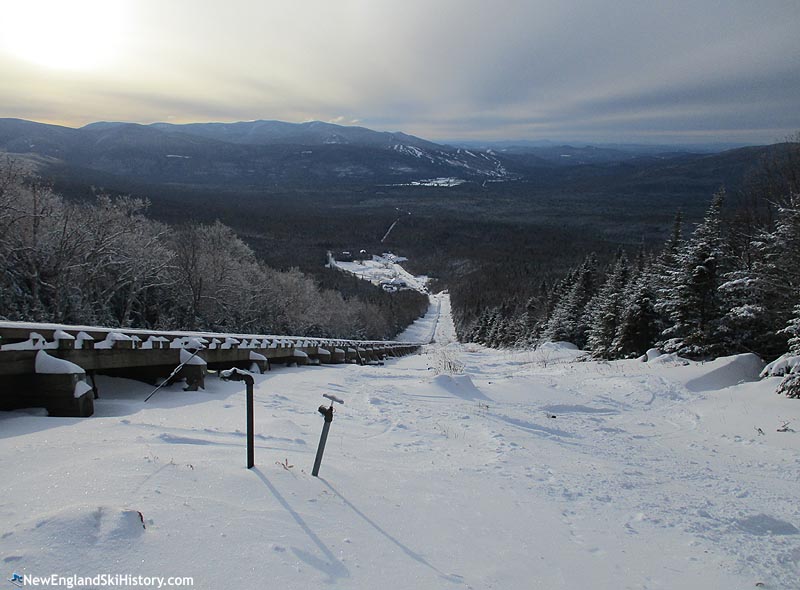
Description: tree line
0,160,428,340
455,140,800,393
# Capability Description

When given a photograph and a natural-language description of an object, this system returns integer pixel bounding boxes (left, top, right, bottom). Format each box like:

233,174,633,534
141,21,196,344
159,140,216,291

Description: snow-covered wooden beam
0,321,424,417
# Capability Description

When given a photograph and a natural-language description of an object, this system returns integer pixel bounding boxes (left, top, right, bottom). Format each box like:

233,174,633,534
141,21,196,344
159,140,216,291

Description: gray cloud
0,0,797,143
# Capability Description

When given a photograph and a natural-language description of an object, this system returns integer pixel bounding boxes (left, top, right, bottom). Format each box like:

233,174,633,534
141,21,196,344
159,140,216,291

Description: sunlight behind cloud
2,0,128,70
0,0,796,142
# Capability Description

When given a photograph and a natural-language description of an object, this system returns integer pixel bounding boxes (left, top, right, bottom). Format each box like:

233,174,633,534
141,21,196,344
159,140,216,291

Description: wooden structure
0,322,422,417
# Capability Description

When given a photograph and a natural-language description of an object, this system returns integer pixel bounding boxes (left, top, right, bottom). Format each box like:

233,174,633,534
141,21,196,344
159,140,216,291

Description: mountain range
0,117,792,195
0,118,511,186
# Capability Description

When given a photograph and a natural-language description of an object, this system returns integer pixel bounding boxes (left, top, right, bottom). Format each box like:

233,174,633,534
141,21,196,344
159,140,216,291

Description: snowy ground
2,295,799,589
393,293,440,343
329,252,429,293
390,178,466,187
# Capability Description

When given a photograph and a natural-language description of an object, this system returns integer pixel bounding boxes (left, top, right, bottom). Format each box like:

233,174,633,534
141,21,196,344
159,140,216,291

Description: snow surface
1,332,53,351
394,293,441,343
2,295,799,589
179,349,207,366
171,337,208,350
141,336,169,350
645,347,663,361
34,350,84,375
75,331,94,350
762,353,800,377
330,252,429,294
73,381,94,399
94,332,133,349
392,177,466,187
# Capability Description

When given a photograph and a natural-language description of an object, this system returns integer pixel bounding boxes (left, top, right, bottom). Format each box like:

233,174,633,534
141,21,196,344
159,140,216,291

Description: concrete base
177,364,206,391
0,373,94,417
47,389,95,417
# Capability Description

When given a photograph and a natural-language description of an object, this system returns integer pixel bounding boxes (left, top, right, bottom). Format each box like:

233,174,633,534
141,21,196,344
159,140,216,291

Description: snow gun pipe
312,394,344,477
144,348,202,402
220,368,256,469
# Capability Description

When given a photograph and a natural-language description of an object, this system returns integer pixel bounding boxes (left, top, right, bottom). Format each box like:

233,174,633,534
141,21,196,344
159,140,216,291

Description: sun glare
2,0,125,70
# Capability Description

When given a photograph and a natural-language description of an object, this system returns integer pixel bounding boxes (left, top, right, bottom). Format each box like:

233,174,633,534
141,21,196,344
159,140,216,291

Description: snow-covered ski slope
330,252,429,293
394,294,441,343
2,294,799,589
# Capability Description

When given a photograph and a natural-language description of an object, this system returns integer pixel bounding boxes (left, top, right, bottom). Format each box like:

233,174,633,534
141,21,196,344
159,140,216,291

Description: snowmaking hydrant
312,393,344,477
219,368,256,469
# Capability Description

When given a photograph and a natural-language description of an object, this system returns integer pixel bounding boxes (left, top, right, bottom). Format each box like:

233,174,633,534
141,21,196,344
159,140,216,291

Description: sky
0,0,798,144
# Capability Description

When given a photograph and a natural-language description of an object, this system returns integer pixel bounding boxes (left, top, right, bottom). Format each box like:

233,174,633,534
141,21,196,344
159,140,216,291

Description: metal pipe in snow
219,368,256,469
312,394,343,477
312,417,332,477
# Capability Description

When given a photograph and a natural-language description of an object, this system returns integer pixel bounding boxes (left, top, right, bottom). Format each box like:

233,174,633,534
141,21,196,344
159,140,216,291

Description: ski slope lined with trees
458,141,800,400
2,130,800,588
0,160,428,341
1,294,798,589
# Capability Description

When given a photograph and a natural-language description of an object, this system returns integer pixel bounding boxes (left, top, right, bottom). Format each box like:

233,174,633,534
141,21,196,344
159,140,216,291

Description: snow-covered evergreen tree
784,303,800,355
472,308,501,345
719,192,800,357
610,269,660,358
585,251,630,358
659,193,728,357
486,308,509,347
775,301,800,399
541,253,599,348
650,211,683,328
717,244,780,358
517,284,550,346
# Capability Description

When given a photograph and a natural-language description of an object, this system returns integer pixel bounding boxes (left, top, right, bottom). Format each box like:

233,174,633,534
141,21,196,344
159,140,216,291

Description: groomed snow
2,295,799,589
394,293,441,343
330,252,429,294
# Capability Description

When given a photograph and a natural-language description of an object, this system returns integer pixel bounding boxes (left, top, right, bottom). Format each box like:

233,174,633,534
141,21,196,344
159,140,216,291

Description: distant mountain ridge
149,119,444,150
0,118,791,195
0,118,512,185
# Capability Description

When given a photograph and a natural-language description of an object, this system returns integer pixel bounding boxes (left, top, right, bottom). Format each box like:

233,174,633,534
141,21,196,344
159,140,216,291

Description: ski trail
1,294,794,589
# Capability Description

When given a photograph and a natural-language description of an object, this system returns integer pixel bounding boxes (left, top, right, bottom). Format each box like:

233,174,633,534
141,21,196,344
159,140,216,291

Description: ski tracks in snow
2,294,799,588
365,295,800,587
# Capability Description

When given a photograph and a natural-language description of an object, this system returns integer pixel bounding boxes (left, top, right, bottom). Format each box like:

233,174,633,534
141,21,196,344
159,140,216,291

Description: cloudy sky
1,0,798,143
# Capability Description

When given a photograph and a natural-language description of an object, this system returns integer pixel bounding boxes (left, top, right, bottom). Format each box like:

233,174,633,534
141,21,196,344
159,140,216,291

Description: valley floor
1,294,799,589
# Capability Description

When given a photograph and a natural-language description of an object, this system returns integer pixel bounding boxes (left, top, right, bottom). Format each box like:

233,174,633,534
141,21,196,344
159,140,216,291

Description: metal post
220,368,256,469
312,405,334,477
246,380,254,469
312,393,344,477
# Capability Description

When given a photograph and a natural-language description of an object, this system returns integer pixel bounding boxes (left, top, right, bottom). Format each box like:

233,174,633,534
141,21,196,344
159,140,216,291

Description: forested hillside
0,159,428,339
457,140,800,374
3,119,797,355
